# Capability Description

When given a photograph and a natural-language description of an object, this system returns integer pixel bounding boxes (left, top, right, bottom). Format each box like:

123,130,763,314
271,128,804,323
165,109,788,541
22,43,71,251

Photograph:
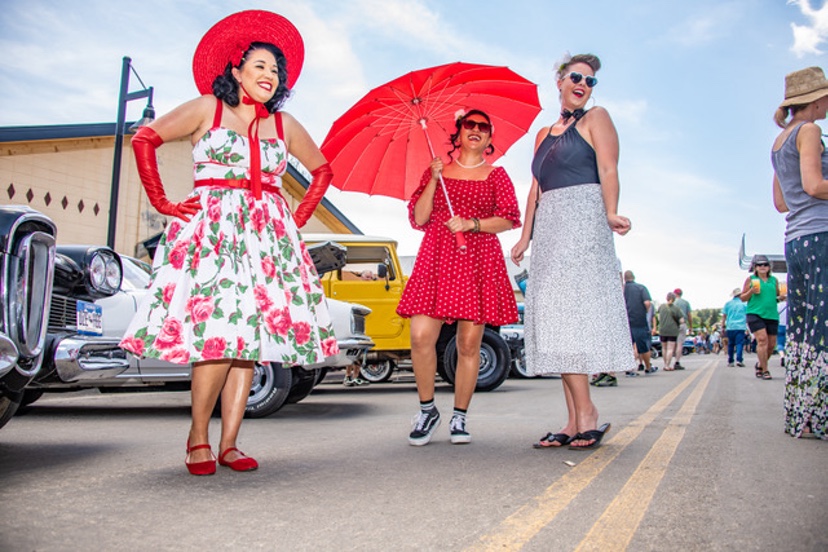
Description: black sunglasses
461,119,492,133
565,71,598,88
755,263,770,267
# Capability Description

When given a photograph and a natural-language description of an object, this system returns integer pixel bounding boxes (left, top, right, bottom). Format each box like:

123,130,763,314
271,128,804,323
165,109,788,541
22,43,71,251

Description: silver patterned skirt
524,183,634,375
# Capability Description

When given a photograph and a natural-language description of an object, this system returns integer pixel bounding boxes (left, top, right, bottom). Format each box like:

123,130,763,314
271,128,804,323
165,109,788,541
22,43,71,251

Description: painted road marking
467,362,714,551
574,364,716,551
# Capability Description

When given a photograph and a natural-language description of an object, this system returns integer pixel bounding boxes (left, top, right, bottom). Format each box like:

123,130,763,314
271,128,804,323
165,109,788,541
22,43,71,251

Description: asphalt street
1,352,825,551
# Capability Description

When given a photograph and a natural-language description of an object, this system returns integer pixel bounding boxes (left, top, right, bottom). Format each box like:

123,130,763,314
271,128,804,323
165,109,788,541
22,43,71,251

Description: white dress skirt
524,183,634,375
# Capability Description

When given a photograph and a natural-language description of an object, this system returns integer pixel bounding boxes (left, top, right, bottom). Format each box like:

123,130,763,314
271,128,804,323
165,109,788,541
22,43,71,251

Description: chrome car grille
48,295,77,331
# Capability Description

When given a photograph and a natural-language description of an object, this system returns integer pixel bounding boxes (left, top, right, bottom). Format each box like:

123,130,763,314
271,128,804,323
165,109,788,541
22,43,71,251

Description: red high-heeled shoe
185,442,216,476
218,447,258,472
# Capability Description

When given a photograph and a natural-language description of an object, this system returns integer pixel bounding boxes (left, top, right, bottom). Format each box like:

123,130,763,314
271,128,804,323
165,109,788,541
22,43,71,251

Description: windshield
120,257,152,291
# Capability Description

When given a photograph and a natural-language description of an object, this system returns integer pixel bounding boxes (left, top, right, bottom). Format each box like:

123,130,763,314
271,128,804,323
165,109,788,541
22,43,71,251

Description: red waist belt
194,178,285,201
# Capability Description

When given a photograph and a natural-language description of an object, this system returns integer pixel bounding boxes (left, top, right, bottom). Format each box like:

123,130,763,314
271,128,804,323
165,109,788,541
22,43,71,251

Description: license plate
76,300,103,336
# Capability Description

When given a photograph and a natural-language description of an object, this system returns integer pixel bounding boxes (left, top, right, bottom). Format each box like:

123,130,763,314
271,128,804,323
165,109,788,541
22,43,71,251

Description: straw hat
192,10,304,95
779,66,828,108
731,288,741,297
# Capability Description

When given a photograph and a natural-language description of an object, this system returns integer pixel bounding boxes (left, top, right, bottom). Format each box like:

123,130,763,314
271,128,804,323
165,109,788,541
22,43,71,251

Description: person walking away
672,288,692,369
653,292,684,371
397,109,521,446
512,53,631,450
623,270,655,374
119,10,338,474
770,65,828,439
721,288,748,367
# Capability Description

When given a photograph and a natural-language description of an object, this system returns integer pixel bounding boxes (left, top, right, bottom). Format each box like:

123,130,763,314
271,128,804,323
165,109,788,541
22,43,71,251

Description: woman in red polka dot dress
397,109,521,446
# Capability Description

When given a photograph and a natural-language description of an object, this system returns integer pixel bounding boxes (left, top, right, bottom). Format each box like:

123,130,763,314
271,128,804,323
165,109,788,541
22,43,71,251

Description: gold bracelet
472,217,480,233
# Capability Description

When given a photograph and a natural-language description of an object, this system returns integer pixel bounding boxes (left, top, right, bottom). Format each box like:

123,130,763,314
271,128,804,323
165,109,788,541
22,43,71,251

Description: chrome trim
53,336,129,382
9,231,56,360
0,333,19,376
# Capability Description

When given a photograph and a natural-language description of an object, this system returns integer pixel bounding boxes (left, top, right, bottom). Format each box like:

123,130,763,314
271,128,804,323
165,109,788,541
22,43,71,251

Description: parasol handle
420,120,467,252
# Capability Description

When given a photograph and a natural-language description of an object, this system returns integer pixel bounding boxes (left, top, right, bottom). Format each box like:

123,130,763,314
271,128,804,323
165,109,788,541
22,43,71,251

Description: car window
339,246,396,281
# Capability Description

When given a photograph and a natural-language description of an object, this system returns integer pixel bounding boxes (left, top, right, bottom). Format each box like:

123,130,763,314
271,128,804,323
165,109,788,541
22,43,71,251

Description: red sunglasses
461,119,492,133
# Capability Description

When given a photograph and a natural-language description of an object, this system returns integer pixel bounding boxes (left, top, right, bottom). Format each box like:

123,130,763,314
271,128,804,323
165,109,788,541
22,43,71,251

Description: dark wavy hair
212,42,291,112
448,109,495,160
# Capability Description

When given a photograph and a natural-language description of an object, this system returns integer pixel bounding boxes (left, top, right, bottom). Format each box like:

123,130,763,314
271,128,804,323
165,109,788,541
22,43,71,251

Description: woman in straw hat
771,66,828,439
119,10,339,473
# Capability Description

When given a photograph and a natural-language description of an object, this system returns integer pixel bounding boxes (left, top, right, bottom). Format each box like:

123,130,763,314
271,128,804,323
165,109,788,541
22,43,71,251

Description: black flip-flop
568,423,611,451
533,432,573,449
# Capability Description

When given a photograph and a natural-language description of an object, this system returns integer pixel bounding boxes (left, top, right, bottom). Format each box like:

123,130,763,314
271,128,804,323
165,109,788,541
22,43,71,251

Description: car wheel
286,367,318,404
20,389,44,407
650,347,660,359
360,360,395,383
683,346,692,356
244,362,292,418
509,344,533,378
441,328,512,392
0,395,21,430
313,368,329,387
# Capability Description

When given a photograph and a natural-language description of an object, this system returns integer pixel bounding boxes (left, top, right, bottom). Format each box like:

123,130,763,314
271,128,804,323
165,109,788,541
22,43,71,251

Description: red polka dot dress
397,166,521,325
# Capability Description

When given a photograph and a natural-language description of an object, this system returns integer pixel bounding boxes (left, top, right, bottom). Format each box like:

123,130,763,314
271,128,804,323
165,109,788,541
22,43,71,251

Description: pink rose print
169,241,189,270
237,335,246,355
161,348,190,365
261,256,277,280
166,220,182,242
272,218,286,239
321,336,339,357
274,159,287,175
250,206,267,233
293,321,311,345
301,247,313,267
162,283,176,305
190,248,202,272
254,285,274,312
214,232,225,256
193,220,206,243
202,337,228,360
186,295,215,324
265,307,291,337
120,336,145,356
155,317,184,350
300,264,312,293
207,195,222,222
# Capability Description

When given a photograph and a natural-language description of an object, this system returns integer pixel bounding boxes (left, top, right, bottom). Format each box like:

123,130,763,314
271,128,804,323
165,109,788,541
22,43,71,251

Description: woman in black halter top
511,53,632,450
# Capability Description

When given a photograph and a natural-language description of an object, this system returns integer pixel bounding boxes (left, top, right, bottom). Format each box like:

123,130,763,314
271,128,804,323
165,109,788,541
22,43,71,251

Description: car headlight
105,256,122,290
87,251,122,294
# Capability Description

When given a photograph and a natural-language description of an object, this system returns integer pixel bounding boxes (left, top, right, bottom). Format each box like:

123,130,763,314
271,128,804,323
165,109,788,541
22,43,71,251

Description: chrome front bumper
53,336,129,382
0,333,19,377
304,337,374,369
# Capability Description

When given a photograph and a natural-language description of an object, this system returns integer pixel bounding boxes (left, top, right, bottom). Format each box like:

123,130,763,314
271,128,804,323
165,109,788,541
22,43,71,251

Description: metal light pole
107,56,154,249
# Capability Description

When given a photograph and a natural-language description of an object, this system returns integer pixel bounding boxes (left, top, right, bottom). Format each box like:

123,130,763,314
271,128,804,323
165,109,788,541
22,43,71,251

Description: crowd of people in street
116,8,825,476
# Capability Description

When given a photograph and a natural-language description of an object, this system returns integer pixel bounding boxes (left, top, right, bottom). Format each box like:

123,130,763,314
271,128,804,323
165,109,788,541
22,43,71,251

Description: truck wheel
441,328,512,392
509,345,533,378
244,362,292,418
360,360,395,383
313,368,329,387
0,395,21,430
20,389,44,407
286,367,318,404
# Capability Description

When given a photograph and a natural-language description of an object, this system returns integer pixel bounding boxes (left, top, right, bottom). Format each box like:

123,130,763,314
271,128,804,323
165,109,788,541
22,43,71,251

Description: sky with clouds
1,0,826,309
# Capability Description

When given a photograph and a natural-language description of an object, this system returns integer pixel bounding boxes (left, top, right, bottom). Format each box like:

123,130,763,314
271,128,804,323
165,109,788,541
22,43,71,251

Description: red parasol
320,62,541,248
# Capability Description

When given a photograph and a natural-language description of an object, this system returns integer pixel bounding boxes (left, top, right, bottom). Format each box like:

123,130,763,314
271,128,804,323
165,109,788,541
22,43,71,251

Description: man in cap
721,288,747,367
672,288,693,369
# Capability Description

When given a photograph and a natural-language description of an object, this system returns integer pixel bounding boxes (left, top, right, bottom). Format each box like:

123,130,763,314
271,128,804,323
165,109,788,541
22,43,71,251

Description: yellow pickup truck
303,234,512,391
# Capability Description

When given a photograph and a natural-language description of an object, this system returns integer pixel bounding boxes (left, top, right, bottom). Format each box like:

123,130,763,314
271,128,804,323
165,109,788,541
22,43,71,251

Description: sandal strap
187,443,212,453
219,447,243,462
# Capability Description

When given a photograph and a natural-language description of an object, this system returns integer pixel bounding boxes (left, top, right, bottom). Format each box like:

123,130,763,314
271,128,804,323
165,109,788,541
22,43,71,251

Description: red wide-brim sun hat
192,10,305,95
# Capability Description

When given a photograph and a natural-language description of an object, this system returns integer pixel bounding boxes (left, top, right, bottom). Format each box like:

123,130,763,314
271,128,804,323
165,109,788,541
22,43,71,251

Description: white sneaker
449,414,471,444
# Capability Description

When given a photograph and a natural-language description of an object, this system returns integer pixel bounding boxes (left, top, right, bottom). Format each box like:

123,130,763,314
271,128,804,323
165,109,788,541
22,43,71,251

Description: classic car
1,206,127,431
22,241,374,418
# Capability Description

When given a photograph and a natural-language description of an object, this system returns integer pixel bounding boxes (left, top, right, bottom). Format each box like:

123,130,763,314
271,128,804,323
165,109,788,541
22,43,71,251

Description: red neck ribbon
240,87,270,200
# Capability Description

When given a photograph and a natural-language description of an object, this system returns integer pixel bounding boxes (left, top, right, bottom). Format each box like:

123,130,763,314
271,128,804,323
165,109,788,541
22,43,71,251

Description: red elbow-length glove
293,163,333,228
131,127,201,222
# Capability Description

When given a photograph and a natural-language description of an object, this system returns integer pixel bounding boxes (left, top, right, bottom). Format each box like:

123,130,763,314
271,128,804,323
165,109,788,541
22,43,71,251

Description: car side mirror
377,264,388,279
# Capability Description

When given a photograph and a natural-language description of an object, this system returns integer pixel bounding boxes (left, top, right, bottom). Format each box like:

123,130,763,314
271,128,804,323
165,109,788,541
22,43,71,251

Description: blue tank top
771,122,828,242
532,116,600,192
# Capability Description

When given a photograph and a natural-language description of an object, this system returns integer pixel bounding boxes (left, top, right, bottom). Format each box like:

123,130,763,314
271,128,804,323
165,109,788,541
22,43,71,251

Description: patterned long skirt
524,183,633,375
120,187,338,366
784,231,827,439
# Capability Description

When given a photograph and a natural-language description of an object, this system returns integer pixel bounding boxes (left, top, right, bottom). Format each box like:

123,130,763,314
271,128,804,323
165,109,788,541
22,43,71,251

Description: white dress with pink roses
120,108,338,366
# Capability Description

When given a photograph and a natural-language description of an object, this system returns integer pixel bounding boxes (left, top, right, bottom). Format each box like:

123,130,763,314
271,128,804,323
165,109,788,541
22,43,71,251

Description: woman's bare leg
219,360,255,461
453,321,485,411
410,315,443,403
188,359,233,463
562,373,599,447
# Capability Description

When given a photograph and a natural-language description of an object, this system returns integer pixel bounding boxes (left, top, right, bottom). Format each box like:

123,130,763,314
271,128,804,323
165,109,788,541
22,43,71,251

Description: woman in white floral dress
119,10,337,474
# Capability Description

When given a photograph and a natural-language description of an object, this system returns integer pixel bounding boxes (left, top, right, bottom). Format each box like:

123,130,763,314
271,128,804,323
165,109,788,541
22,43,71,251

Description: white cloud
661,3,743,47
788,0,828,56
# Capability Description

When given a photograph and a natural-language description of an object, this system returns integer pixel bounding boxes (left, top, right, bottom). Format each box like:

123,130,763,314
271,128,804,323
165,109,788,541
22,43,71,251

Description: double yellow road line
467,361,716,551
